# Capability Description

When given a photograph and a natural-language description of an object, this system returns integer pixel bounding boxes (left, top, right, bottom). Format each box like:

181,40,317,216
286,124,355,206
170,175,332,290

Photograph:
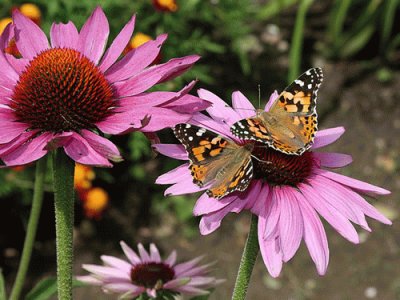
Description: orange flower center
11,48,115,132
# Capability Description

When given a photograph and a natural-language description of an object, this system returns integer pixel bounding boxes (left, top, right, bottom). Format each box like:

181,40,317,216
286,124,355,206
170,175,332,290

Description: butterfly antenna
250,154,272,165
258,84,261,109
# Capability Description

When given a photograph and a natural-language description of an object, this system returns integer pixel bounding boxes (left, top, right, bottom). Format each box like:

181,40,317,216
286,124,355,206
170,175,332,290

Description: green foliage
0,269,6,300
25,277,85,300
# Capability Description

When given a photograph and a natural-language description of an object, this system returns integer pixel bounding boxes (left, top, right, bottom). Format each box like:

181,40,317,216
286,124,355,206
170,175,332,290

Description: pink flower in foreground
0,7,207,167
77,241,223,298
155,89,392,277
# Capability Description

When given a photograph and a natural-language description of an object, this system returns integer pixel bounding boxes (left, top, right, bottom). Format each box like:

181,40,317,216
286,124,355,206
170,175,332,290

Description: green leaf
25,277,85,300
0,269,6,300
340,25,375,58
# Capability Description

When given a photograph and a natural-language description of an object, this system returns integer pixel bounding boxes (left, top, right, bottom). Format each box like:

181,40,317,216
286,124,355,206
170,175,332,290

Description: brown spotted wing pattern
173,124,254,199
230,68,323,155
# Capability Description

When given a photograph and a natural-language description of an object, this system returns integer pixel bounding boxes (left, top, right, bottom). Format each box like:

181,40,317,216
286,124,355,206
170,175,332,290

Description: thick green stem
231,214,259,300
9,158,47,300
53,150,75,300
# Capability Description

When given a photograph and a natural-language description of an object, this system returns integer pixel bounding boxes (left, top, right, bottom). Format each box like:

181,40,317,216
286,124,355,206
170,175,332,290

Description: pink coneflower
0,7,207,167
78,241,223,298
155,89,392,277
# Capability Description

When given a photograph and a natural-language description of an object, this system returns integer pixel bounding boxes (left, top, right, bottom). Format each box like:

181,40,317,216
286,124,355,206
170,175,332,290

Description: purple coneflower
0,7,207,167
155,89,391,277
78,241,222,298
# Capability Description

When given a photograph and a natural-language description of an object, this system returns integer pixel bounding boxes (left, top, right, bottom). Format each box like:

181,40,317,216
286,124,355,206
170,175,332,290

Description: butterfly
173,124,254,199
230,68,323,155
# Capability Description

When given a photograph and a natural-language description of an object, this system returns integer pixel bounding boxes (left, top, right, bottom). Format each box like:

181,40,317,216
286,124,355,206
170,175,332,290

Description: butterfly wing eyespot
230,68,323,155
173,123,253,199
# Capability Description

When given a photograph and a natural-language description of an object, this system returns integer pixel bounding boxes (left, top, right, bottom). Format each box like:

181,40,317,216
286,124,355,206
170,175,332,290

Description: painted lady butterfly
230,68,323,155
173,124,254,199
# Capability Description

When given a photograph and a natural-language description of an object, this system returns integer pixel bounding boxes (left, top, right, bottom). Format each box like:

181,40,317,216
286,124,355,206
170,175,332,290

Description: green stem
53,150,75,300
9,158,47,300
231,214,259,300
288,0,314,83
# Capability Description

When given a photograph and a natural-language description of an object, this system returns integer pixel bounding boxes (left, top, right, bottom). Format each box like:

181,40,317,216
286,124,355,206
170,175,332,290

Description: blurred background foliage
0,0,399,298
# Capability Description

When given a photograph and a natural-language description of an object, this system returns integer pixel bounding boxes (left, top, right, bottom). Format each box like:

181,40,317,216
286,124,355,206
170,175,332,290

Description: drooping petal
174,256,203,276
279,187,304,262
193,192,238,216
156,164,191,185
264,90,279,112
80,130,122,163
50,21,79,49
164,176,207,196
78,6,109,65
295,190,329,275
190,113,232,138
258,216,283,278
316,168,390,195
12,10,49,60
101,255,131,273
99,15,136,72
312,127,345,149
102,283,139,293
82,264,131,281
62,132,113,167
299,183,359,244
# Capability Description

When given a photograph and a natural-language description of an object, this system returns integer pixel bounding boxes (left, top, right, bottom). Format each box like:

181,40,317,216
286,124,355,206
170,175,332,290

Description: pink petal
120,241,141,264
117,55,200,97
174,256,203,276
149,243,161,262
0,132,51,166
279,188,304,262
137,243,151,262
299,183,359,243
0,49,19,85
173,286,209,296
190,113,232,138
101,255,131,273
76,275,103,285
231,91,256,118
80,130,122,163
50,21,79,49
311,176,371,231
163,94,211,114
156,164,191,185
0,116,29,143
152,144,187,160
316,169,390,195
12,10,49,60
62,133,113,167
136,107,191,132
99,15,136,72
5,54,29,74
258,216,283,278
193,192,238,216
0,23,13,50
78,7,109,65
165,250,177,266
105,34,167,82
197,89,241,125
96,111,142,135
263,189,280,240
164,177,206,196
264,90,279,112
117,80,196,111
312,127,345,149
295,190,329,275
82,264,130,281
244,180,264,210
313,152,352,168
329,179,392,225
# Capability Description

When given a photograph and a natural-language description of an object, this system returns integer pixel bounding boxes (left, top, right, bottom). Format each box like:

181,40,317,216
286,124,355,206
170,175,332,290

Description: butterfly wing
230,68,323,155
173,124,253,199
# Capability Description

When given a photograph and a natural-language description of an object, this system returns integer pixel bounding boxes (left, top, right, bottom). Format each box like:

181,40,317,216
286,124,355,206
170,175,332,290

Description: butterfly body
173,124,254,199
231,68,323,155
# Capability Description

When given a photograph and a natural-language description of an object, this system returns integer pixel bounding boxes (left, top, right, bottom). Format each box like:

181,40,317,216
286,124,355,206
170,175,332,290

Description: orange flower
123,32,152,55
152,0,178,12
74,164,95,191
19,3,41,25
82,187,109,219
0,18,12,35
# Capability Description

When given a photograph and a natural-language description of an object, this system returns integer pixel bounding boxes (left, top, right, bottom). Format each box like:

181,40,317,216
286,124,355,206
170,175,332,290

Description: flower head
155,89,392,277
152,0,178,12
78,241,222,298
0,7,208,167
